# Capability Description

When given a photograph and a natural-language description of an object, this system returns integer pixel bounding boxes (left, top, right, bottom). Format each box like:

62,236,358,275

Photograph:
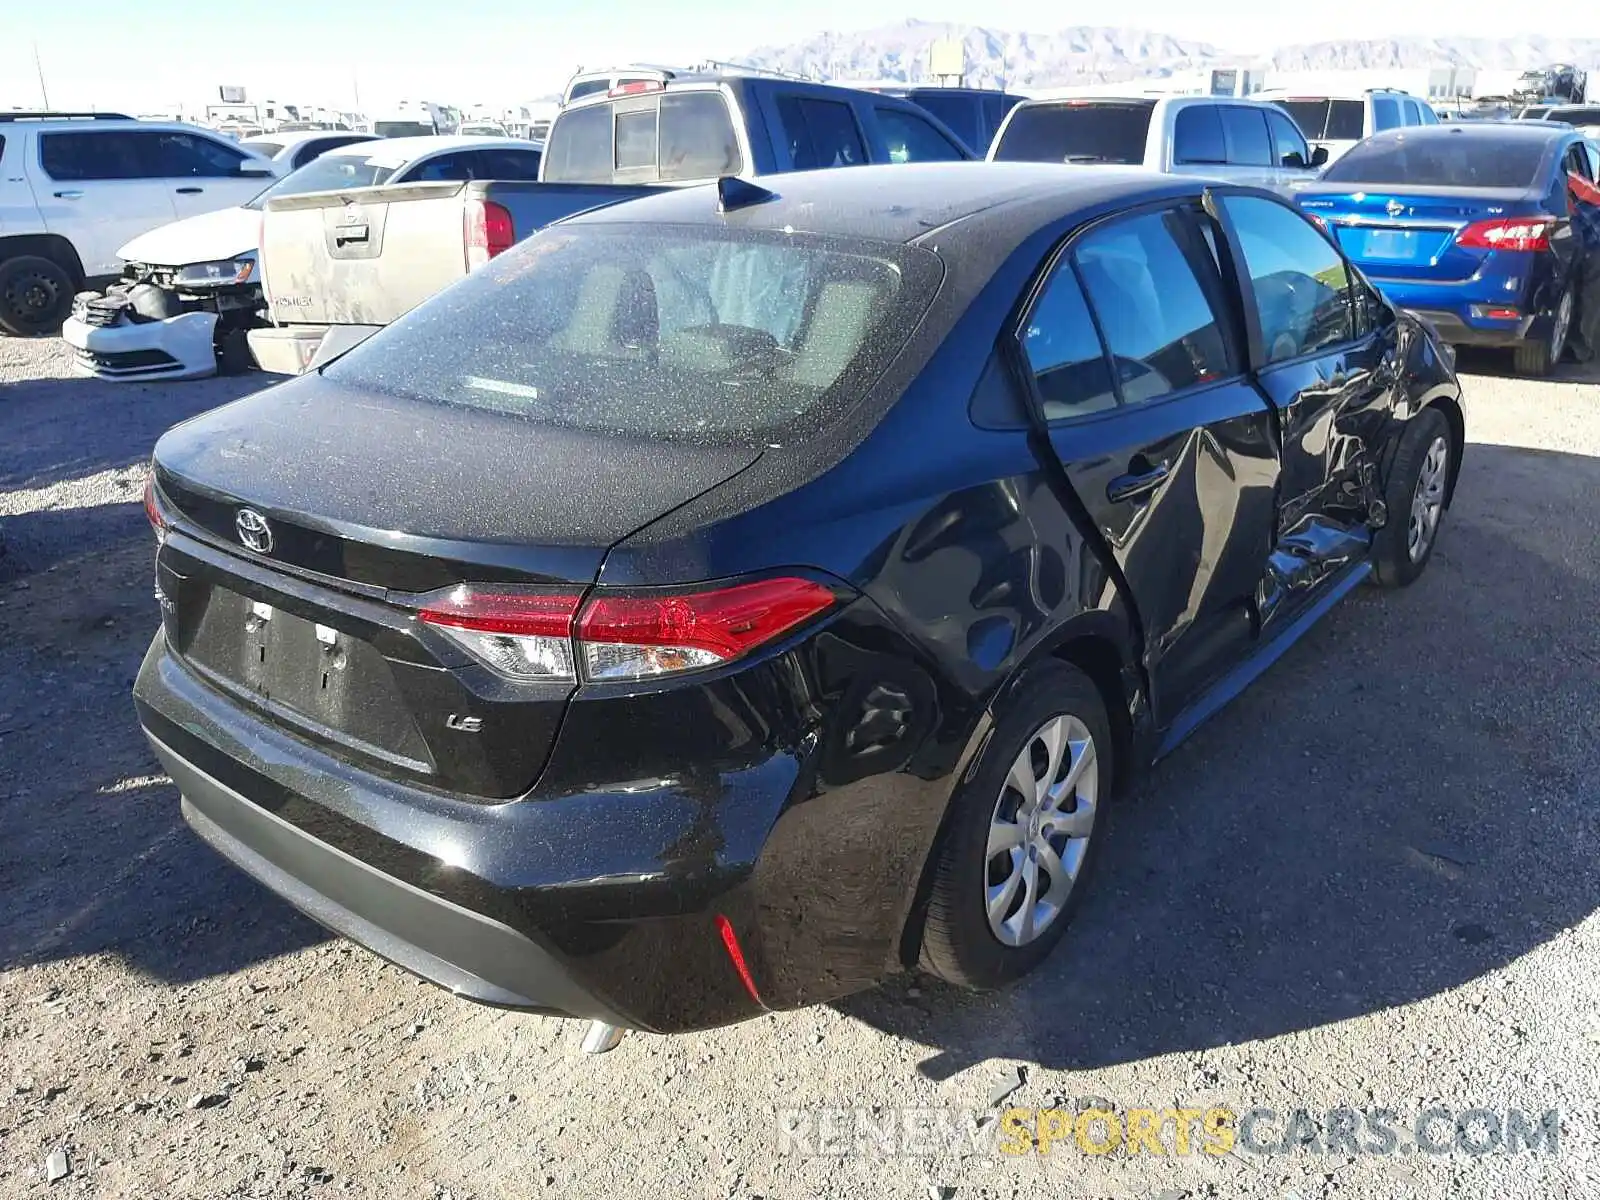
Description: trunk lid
151,373,760,799
1296,185,1540,281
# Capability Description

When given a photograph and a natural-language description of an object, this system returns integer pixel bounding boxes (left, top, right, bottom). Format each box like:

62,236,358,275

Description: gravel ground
2,336,1599,1199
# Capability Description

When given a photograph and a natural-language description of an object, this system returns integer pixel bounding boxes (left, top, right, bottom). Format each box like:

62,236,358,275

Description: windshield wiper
1062,154,1122,164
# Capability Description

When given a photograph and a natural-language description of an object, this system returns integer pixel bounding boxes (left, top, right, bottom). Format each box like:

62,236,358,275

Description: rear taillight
419,589,580,680
1457,217,1555,252
417,577,838,683
143,475,168,542
464,199,515,270
1304,212,1330,234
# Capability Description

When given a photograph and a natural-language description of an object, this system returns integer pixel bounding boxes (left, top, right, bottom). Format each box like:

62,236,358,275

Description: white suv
1257,88,1439,164
0,113,277,335
989,95,1326,191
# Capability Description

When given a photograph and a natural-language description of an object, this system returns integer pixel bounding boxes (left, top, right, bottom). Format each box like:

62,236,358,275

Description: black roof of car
563,160,1198,246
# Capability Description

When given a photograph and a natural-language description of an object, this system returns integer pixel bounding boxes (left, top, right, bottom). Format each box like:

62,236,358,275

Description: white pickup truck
0,112,278,336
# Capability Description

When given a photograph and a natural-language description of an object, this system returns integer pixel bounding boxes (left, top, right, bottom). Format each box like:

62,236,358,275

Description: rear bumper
163,743,628,1020
1401,307,1543,349
61,309,218,381
247,324,327,375
1366,259,1558,349
131,633,809,1032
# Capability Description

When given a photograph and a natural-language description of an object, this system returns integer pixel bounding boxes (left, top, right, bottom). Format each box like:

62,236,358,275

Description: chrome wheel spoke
986,854,1024,929
1049,797,1096,839
987,818,1026,858
1017,856,1040,943
1005,751,1037,805
1035,718,1067,805
1035,837,1072,892
1046,738,1096,810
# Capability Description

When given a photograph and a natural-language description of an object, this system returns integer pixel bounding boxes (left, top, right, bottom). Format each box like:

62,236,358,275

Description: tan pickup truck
249,179,662,373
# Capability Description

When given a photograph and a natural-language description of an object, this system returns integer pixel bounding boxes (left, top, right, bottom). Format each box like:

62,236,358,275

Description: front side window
1372,97,1401,132
404,152,476,182
1219,106,1273,166
777,97,867,170
1402,99,1421,125
875,106,966,163
1266,108,1311,167
1173,105,1227,165
1020,264,1117,420
1221,194,1354,364
1327,101,1365,140
1071,208,1231,404
150,132,247,177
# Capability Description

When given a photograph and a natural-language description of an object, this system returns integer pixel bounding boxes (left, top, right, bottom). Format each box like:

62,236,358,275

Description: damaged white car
61,135,540,381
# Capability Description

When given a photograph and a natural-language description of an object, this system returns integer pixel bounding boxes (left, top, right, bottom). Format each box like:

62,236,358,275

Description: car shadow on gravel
841,442,1600,1079
0,538,329,984
0,373,269,494
1451,346,1600,383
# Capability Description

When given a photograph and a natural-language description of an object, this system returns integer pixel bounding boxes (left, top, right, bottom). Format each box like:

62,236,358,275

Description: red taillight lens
420,588,581,680
416,578,837,683
1304,212,1330,234
464,198,516,270
1457,217,1555,252
577,578,837,681
143,475,168,540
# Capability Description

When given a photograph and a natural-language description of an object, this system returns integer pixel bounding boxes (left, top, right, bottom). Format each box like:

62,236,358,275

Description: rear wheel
919,661,1112,990
1512,282,1573,376
1372,406,1452,589
0,255,75,337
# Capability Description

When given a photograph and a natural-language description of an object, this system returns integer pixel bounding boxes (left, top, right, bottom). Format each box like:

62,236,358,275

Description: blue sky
3,0,1581,113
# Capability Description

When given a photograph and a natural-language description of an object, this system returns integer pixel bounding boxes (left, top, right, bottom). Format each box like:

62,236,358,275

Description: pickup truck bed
252,179,663,373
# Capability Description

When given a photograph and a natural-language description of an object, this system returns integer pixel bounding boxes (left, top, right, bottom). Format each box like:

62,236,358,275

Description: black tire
215,328,255,376
1512,280,1574,376
0,255,76,337
1371,406,1453,589
919,660,1113,990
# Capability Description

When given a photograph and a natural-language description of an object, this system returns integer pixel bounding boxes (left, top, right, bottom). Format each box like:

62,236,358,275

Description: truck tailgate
261,181,470,327
260,180,671,330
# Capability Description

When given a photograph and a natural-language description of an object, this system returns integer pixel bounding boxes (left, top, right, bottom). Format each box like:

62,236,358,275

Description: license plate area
183,584,433,771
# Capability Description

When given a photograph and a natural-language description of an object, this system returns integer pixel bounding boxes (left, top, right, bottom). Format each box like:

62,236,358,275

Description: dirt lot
2,337,1599,1199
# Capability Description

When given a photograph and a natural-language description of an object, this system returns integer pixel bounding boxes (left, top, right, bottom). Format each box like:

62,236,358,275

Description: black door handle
176,186,204,194
1107,460,1170,504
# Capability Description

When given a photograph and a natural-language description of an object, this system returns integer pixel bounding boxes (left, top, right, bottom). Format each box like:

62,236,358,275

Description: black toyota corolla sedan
135,162,1463,1034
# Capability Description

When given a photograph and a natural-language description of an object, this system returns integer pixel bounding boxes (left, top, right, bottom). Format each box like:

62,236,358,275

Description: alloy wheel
1407,435,1449,563
1551,287,1574,366
985,713,1099,947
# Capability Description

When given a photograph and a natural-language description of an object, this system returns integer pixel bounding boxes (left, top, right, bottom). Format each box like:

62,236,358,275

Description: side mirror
1311,145,1331,168
1283,151,1308,169
238,161,275,178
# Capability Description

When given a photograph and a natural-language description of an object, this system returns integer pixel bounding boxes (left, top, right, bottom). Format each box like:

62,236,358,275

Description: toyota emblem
235,508,274,554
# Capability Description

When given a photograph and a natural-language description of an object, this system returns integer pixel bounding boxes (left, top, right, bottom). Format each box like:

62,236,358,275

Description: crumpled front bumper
62,303,218,382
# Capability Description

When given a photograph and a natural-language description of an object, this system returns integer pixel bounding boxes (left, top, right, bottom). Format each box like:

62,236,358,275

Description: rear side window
1373,97,1401,131
1219,107,1272,166
567,80,609,103
658,93,742,180
1173,105,1227,164
776,97,867,170
875,106,967,163
475,148,543,180
405,152,476,182
1322,133,1548,188
544,104,613,182
1072,208,1230,402
992,102,1153,165
324,226,939,444
1220,195,1353,363
1266,109,1311,167
906,92,978,150
40,131,147,180
1273,100,1329,139
1549,107,1600,125
1402,99,1421,125
1020,265,1117,420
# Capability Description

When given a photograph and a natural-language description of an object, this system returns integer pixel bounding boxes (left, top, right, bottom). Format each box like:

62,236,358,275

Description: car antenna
716,176,776,213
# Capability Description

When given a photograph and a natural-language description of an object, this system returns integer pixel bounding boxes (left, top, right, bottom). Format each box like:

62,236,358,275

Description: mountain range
738,20,1600,88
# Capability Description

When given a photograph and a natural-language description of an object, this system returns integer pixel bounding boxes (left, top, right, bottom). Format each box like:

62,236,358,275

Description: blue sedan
1295,122,1600,374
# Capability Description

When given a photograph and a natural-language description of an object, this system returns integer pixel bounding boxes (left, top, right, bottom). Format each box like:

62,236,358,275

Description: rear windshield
323,226,941,444
1322,133,1549,188
244,153,397,209
1547,107,1600,125
544,92,742,183
374,121,435,138
992,102,1153,164
1272,99,1364,141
